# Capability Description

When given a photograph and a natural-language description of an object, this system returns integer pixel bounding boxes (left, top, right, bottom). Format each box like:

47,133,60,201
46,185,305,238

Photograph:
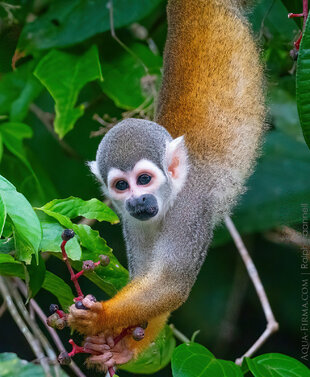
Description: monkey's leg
125,312,169,356
84,313,169,371
224,216,279,365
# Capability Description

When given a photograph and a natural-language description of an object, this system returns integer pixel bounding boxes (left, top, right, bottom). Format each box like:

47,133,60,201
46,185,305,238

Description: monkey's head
89,118,188,222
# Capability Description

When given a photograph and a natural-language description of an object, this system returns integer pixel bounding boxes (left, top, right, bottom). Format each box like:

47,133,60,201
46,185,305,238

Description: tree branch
224,216,279,365
29,104,81,160
15,279,87,377
0,277,52,376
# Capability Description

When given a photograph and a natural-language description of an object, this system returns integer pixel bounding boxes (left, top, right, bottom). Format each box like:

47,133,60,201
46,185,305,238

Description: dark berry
61,229,75,241
140,321,148,329
49,303,59,314
290,48,298,61
99,254,110,266
75,301,88,310
132,327,145,341
58,351,71,365
46,313,59,328
55,318,67,330
82,260,95,271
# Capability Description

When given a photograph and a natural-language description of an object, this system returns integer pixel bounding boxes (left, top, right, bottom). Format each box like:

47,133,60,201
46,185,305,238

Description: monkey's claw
68,295,105,335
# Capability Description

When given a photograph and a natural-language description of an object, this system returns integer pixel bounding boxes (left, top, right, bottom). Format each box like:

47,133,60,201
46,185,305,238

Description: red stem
74,270,85,279
288,0,309,49
113,325,136,345
56,309,65,318
61,240,84,299
68,339,93,357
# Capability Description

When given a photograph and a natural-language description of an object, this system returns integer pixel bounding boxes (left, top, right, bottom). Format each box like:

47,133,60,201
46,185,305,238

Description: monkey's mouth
130,207,159,221
126,194,159,221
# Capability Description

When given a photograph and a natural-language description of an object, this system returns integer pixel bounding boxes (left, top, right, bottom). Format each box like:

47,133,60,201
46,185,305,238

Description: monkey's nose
125,194,158,221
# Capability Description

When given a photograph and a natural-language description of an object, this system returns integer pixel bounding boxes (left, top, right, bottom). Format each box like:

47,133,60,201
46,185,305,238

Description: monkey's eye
115,180,129,191
137,174,152,185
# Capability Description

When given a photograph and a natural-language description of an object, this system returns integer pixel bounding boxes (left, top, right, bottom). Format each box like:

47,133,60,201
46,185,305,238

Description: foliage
296,15,310,149
0,0,309,376
171,343,310,377
0,352,68,377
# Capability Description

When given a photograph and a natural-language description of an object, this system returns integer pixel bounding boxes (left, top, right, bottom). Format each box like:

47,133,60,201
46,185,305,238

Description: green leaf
250,0,297,39
0,254,74,309
37,206,128,295
0,122,34,173
100,43,162,110
245,353,310,377
213,129,310,245
0,64,33,115
40,220,82,261
69,236,129,295
0,133,3,162
42,271,74,309
0,238,14,254
280,0,303,27
25,254,46,300
121,325,176,374
296,15,310,149
0,175,41,264
18,0,162,53
2,218,13,238
0,254,21,264
0,352,69,377
0,352,46,377
34,46,103,138
171,343,243,377
10,75,42,122
40,197,119,224
0,192,6,238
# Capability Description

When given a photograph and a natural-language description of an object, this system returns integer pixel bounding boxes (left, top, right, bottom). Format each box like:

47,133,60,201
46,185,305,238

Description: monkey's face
104,135,189,222
106,159,167,221
88,119,189,222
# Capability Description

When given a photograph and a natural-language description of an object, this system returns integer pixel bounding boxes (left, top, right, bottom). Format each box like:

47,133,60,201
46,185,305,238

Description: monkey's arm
68,268,187,335
69,194,211,341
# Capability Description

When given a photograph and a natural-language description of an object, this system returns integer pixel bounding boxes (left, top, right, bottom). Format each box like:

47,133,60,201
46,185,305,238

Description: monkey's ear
87,161,104,184
165,136,188,193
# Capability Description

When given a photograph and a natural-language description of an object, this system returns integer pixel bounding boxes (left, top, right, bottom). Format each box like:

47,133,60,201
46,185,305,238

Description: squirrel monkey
68,0,265,370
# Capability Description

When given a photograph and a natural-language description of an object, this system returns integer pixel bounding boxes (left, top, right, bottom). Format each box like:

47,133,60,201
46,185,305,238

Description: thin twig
107,0,157,107
8,279,58,377
15,279,87,377
258,0,275,40
0,301,7,318
264,225,310,253
29,104,81,160
169,324,190,343
224,216,279,364
0,277,52,376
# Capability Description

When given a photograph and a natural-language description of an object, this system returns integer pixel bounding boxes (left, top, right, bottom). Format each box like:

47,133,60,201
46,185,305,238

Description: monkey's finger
88,352,113,364
84,342,110,353
82,297,102,311
85,335,107,344
114,351,133,365
69,306,89,317
106,335,115,348
104,358,116,368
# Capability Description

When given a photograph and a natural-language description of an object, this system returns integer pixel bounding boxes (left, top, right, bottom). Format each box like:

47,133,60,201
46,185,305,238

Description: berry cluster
46,229,146,377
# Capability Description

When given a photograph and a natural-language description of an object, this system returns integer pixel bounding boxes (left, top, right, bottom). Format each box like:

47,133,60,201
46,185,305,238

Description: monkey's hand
84,333,133,372
68,295,106,335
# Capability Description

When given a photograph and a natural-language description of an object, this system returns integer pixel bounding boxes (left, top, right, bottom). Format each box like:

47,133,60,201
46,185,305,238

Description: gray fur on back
96,119,172,182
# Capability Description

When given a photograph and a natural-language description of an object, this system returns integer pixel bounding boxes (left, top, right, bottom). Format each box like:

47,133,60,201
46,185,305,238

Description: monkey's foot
68,295,105,335
84,333,133,372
